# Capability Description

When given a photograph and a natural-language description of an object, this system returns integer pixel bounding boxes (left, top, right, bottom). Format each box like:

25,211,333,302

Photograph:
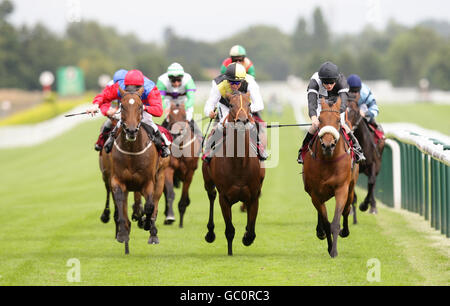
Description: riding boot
104,124,119,154
95,126,112,151
348,131,366,163
250,124,268,161
297,132,314,164
142,123,171,158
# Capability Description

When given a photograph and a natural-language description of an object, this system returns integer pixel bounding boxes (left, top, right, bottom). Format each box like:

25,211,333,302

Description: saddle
367,122,385,145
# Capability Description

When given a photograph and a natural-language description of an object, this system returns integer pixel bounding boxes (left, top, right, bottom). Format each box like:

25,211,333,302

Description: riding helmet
318,61,339,83
124,70,145,86
167,62,185,77
347,74,362,89
229,45,247,57
225,63,247,82
113,69,128,83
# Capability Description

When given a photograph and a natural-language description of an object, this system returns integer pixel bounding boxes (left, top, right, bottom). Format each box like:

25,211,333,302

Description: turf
0,107,448,286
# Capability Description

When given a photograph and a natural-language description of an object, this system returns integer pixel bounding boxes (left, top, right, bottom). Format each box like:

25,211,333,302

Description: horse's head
226,91,251,125
346,94,361,129
119,86,145,142
318,97,341,157
167,102,188,136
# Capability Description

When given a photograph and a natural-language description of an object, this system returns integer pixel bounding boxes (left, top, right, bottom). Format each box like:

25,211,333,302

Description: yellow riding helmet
225,63,247,82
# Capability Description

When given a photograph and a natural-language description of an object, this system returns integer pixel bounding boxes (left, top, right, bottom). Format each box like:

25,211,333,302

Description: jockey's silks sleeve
144,87,163,117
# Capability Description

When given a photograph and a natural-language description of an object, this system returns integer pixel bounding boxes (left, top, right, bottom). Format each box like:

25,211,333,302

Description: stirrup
161,146,170,158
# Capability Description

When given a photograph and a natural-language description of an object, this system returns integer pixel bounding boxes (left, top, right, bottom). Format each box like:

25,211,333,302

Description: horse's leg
204,176,217,244
148,164,166,245
340,187,353,238
142,181,155,233
242,198,258,246
368,164,378,214
163,167,176,225
219,195,235,256
352,192,358,224
100,183,111,223
330,187,348,258
131,192,144,229
316,212,326,240
111,179,130,254
178,170,194,228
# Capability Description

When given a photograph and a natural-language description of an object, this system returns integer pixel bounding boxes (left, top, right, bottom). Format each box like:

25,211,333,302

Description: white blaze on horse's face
173,109,179,115
129,98,135,105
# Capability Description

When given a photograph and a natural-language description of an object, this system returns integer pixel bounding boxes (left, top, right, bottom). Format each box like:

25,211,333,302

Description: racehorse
99,86,168,254
302,97,359,258
203,91,265,256
346,96,385,215
163,102,201,228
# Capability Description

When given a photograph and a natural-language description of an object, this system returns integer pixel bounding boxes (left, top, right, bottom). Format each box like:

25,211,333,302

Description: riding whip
266,123,312,128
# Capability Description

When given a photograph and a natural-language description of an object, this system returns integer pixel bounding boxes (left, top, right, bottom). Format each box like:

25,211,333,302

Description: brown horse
346,96,385,216
302,97,359,258
203,91,265,256
163,102,201,227
99,121,146,230
99,86,168,254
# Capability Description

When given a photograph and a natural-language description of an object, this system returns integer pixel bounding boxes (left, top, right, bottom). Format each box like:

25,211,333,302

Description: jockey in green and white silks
156,63,197,121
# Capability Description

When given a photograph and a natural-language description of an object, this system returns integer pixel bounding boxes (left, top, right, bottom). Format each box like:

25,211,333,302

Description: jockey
297,61,365,164
89,69,127,151
156,62,201,136
347,74,383,131
203,62,267,162
220,45,255,77
87,69,171,157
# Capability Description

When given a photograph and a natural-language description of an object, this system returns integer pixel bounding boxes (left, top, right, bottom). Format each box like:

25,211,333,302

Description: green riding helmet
167,62,185,77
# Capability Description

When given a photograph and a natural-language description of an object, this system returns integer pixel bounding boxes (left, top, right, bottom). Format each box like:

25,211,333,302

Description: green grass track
0,107,448,285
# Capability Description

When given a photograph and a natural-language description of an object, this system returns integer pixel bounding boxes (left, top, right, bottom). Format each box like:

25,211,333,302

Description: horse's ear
226,92,233,101
119,86,126,97
320,97,326,108
245,92,251,101
137,86,145,97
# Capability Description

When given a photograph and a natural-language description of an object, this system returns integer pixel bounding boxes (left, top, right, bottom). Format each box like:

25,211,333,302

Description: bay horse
99,86,169,254
203,91,265,256
163,102,201,228
302,97,359,258
346,96,385,215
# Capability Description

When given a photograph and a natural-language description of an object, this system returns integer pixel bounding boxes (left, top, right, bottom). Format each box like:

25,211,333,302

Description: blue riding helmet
347,74,362,89
113,69,128,83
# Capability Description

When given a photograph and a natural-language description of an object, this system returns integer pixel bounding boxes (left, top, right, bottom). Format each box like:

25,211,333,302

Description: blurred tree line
0,1,449,90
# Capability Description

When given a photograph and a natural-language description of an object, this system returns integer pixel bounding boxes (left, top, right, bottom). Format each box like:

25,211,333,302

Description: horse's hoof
116,232,129,244
100,213,110,224
148,236,159,245
205,232,215,243
359,202,369,212
164,215,175,225
143,220,151,231
316,231,326,240
369,207,378,214
339,229,350,238
329,250,338,258
242,233,255,246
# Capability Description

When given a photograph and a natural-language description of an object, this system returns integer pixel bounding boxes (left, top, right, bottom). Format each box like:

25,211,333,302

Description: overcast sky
8,0,450,43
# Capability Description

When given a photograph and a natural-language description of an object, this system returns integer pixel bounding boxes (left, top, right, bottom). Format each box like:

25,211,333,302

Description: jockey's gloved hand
86,104,99,116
